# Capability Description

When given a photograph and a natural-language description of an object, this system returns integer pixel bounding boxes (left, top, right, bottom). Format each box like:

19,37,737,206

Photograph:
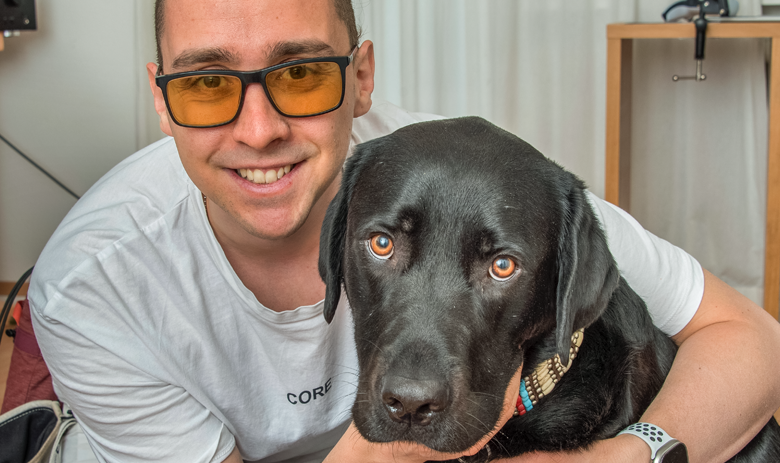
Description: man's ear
146,62,173,137
352,40,375,118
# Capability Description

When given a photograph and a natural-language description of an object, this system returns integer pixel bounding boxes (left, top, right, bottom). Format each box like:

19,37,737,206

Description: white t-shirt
29,100,703,463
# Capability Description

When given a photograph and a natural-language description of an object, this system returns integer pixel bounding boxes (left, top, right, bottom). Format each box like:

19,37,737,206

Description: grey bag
0,400,76,463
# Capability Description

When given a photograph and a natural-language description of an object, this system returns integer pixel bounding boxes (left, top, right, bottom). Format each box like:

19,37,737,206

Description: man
28,0,780,462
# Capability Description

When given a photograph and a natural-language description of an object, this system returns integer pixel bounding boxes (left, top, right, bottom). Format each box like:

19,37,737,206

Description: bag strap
47,404,77,463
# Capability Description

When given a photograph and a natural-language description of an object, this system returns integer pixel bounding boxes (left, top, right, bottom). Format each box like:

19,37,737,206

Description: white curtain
357,0,768,305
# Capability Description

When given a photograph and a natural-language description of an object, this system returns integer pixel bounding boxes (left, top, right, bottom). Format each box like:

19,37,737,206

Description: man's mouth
236,163,296,184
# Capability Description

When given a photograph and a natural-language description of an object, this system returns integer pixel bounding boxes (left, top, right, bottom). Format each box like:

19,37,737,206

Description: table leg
605,38,633,209
763,37,780,320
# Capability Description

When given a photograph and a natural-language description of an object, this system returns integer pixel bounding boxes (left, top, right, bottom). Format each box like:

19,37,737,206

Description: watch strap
618,422,678,460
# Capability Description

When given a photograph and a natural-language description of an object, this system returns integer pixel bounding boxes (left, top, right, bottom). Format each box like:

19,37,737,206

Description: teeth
237,164,294,184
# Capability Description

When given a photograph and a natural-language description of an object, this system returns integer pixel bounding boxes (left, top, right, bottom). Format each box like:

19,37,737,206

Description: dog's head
319,117,619,452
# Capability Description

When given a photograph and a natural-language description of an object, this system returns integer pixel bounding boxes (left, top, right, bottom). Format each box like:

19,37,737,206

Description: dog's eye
369,234,394,259
489,257,517,281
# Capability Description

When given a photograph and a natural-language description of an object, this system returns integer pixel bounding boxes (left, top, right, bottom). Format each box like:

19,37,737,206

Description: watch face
659,443,689,463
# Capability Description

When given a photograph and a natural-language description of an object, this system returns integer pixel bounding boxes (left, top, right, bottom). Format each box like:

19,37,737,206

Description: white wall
0,0,164,281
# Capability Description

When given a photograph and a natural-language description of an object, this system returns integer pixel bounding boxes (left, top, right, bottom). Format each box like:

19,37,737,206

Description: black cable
0,132,81,200
0,266,34,349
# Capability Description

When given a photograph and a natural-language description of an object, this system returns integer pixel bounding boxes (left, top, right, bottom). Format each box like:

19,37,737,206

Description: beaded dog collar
456,330,584,463
515,328,584,416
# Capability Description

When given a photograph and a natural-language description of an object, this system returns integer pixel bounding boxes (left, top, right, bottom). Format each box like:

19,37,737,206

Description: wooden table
606,22,780,320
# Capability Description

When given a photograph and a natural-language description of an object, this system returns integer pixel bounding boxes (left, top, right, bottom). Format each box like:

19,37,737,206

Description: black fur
318,117,780,462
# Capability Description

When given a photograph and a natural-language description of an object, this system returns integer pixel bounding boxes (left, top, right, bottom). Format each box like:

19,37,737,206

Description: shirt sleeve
350,99,447,147
29,275,236,463
585,191,705,336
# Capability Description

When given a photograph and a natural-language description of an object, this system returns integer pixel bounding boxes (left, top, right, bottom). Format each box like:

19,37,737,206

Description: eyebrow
169,40,338,73
170,47,239,72
265,40,336,61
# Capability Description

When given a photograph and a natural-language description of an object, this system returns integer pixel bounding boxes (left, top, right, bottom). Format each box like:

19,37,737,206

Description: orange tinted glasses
155,48,357,128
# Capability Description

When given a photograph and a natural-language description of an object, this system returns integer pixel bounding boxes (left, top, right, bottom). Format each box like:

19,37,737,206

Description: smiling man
27,0,780,462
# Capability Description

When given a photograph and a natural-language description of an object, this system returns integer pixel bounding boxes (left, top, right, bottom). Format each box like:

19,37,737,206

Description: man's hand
325,368,523,463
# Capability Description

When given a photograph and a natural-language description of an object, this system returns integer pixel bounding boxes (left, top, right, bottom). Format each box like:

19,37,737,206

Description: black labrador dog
318,117,780,462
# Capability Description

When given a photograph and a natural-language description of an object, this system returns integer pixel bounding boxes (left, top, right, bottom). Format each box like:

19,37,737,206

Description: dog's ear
555,179,620,364
319,184,348,324
319,145,372,324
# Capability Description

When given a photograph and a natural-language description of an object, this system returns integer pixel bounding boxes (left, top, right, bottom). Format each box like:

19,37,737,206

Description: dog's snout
381,375,450,426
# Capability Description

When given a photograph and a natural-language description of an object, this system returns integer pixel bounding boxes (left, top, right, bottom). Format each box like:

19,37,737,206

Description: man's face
148,0,374,241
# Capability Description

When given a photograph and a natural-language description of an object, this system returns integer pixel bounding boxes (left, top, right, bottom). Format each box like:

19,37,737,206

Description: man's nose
231,83,291,148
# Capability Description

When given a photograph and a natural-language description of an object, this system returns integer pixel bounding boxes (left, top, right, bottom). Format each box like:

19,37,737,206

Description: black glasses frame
155,49,356,128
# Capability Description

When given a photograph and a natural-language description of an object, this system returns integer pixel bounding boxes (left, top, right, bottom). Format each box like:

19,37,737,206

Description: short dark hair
154,0,359,74
154,0,166,72
333,0,359,50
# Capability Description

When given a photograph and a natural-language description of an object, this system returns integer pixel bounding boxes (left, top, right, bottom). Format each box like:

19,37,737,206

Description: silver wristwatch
618,423,689,463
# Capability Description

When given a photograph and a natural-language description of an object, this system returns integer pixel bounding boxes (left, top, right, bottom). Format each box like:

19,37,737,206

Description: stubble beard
219,168,340,243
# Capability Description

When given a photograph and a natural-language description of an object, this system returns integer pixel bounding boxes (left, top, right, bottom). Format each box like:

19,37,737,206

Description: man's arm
637,269,780,462
500,269,780,463
222,447,242,463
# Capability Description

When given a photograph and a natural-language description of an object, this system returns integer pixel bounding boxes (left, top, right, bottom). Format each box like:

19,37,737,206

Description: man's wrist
612,433,654,462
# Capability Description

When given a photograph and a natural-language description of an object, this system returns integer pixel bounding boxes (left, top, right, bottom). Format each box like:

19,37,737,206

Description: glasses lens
265,62,343,116
166,75,242,127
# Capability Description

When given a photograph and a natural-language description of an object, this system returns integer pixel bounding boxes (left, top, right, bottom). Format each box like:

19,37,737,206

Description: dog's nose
381,375,450,426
